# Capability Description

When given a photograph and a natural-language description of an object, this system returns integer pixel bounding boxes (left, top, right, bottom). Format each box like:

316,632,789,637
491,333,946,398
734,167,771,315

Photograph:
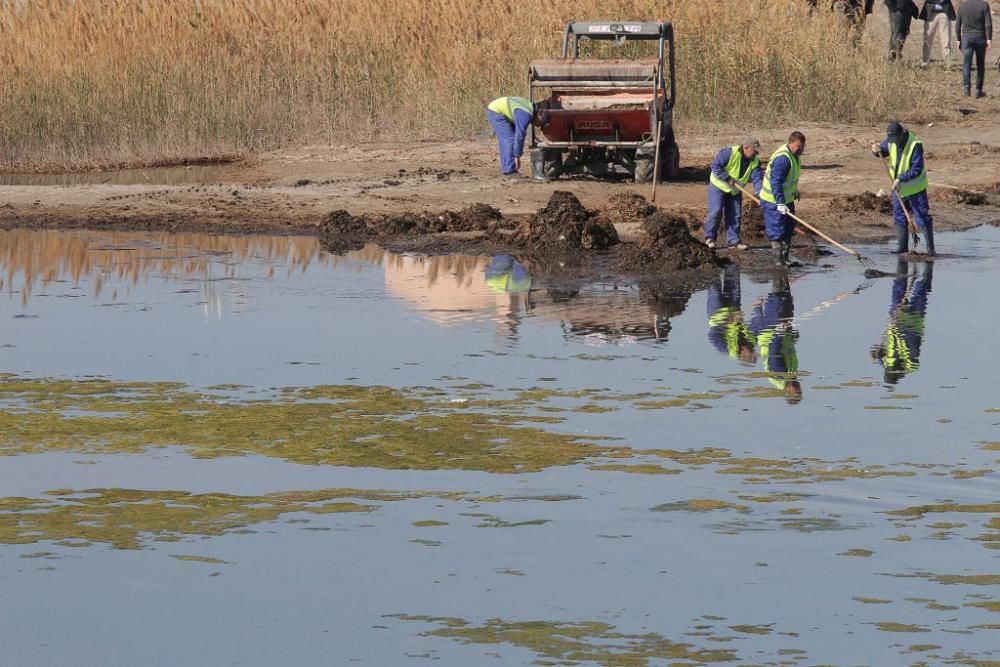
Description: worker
706,265,757,364
919,0,956,68
486,97,550,176
956,0,993,97
871,259,933,384
759,131,806,268
704,139,764,251
749,274,802,404
870,121,935,255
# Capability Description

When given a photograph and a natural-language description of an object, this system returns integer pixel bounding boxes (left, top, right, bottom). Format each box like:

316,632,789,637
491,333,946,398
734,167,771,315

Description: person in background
920,0,957,68
871,121,935,255
759,132,806,268
871,259,933,384
956,0,993,97
885,0,919,61
486,97,550,176
834,0,876,37
703,139,764,251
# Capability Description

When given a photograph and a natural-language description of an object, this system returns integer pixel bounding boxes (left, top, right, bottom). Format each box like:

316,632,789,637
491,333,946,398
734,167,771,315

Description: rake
729,182,881,275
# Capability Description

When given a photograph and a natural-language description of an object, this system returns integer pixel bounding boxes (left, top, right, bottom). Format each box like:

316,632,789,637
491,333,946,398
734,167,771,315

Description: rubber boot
780,241,791,267
891,225,908,254
771,241,784,268
923,224,935,256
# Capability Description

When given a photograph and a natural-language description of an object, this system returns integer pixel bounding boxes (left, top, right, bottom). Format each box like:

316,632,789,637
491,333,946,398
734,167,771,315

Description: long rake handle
881,158,921,243
650,115,664,202
730,182,863,259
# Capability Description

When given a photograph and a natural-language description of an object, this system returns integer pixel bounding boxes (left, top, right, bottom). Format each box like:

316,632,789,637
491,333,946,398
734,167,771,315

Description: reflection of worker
485,255,532,293
871,121,935,255
704,139,763,251
706,265,757,364
871,259,933,384
486,97,550,176
759,132,806,268
750,274,802,404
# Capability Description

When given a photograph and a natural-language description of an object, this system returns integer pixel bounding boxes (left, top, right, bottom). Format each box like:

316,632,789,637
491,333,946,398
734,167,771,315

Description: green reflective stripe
709,146,760,194
725,321,755,358
758,328,798,388
488,97,532,123
883,326,917,372
759,146,800,204
888,134,928,198
707,307,737,328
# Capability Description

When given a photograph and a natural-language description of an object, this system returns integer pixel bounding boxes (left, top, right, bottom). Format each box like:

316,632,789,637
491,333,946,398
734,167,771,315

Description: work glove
776,203,789,215
870,143,882,157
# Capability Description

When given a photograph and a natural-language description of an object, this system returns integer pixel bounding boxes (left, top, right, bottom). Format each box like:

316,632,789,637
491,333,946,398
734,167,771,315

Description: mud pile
507,191,619,252
319,203,505,252
593,191,657,227
832,191,893,216
741,203,766,242
931,188,990,206
615,211,724,273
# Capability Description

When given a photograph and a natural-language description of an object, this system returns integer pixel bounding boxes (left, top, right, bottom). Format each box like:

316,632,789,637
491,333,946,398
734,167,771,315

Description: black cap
887,121,904,139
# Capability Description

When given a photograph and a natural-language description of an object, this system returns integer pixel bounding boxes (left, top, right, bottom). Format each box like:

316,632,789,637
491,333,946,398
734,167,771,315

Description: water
1,227,998,666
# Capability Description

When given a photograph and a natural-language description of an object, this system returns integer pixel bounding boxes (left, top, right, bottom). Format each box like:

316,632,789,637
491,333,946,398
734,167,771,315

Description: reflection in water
871,259,933,384
750,273,802,404
0,229,328,310
706,265,756,365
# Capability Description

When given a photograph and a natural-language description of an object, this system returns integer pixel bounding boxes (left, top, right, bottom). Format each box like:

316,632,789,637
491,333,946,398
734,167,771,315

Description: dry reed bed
1,0,936,171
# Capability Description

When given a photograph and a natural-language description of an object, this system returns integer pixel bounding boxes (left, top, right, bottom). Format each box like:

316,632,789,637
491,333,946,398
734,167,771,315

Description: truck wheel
531,149,562,181
634,158,654,184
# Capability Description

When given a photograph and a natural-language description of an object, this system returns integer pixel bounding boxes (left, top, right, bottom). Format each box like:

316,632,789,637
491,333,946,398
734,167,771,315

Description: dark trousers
888,10,912,61
961,37,987,92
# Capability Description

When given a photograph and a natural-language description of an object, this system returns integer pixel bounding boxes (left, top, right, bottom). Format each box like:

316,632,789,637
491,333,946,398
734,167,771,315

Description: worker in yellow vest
704,139,764,250
871,121,935,255
759,132,807,268
486,97,550,176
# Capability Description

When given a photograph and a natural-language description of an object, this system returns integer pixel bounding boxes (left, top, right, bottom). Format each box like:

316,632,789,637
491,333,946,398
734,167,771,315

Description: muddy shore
3,115,1000,277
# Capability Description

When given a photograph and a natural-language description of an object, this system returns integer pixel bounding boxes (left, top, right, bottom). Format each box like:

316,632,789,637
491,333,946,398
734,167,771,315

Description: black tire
634,158,654,184
543,151,563,179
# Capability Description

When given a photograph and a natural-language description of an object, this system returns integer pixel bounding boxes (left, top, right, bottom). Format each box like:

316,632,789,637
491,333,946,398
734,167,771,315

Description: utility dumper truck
529,21,678,183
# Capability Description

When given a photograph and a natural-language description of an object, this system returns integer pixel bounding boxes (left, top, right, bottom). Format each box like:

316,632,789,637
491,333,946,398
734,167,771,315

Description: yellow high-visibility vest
709,146,760,194
888,133,928,198
759,145,801,205
487,97,533,123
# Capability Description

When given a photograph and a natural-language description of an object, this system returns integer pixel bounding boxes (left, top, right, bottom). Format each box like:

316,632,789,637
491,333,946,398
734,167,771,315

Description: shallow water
1,227,998,666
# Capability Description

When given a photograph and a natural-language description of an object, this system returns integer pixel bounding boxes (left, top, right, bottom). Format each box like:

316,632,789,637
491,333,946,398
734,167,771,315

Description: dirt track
2,100,1000,257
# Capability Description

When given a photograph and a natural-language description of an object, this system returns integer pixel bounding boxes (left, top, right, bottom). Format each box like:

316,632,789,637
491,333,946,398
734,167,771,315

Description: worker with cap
704,139,764,251
486,97,550,176
871,122,934,255
759,131,806,268
871,258,933,384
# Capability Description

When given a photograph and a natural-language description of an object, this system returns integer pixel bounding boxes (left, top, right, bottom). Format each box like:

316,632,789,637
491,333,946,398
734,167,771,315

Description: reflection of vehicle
528,21,678,183
871,259,933,385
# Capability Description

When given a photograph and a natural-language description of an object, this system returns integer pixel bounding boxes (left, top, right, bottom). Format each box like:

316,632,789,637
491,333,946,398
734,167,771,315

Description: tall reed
0,0,935,171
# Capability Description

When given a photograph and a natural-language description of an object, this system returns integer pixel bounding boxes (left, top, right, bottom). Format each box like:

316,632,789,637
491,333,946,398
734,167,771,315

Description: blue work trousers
893,190,932,231
704,184,742,245
487,110,517,174
761,201,796,242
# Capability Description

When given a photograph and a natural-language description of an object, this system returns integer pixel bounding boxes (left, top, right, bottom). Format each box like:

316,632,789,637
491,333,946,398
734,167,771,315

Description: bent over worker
704,139,764,251
871,122,935,255
486,97,549,176
749,274,802,404
759,132,806,268
707,264,756,364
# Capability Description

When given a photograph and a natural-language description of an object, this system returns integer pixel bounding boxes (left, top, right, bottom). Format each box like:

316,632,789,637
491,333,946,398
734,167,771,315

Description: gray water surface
1,227,998,666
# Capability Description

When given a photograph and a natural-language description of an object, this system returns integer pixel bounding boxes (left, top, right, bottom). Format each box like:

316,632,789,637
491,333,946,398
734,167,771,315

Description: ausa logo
575,120,613,131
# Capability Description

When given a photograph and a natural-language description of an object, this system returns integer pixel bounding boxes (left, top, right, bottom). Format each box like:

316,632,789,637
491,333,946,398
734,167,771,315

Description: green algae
966,601,1000,612
728,624,772,635
389,615,739,665
0,377,627,473
412,520,449,527
651,499,751,514
838,548,874,557
171,554,230,564
589,463,681,475
475,516,550,529
0,487,418,550
872,622,931,633
853,597,893,604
